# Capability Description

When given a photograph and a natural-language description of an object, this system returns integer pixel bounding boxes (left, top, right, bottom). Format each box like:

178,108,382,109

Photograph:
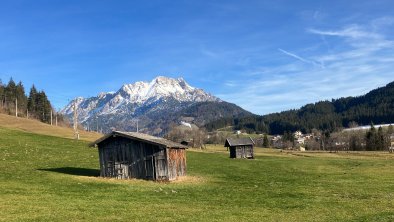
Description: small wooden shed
90,131,187,181
224,137,255,159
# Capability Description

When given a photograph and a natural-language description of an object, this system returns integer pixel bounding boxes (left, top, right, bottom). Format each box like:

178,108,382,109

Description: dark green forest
0,78,55,123
206,81,394,134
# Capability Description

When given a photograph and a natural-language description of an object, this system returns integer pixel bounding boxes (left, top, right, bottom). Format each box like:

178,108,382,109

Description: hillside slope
207,81,394,134
144,101,252,135
0,113,101,141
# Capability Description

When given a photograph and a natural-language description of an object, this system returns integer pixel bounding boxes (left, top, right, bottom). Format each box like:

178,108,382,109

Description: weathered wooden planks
96,133,187,181
229,145,254,159
225,137,254,159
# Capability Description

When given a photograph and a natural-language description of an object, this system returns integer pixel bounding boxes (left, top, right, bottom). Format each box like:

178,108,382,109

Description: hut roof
90,131,187,149
224,137,255,147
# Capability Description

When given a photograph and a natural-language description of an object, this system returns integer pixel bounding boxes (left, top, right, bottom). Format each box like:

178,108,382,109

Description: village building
294,130,303,138
224,137,255,159
296,137,305,145
304,134,313,140
90,131,187,181
271,135,283,148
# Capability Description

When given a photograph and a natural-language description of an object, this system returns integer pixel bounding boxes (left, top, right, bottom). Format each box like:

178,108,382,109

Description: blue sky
1,0,394,114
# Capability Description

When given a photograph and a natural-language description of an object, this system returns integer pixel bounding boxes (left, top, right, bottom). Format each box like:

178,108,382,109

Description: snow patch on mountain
61,76,220,132
180,121,192,128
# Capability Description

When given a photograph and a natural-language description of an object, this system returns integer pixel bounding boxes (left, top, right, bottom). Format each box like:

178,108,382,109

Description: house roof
90,131,188,149
224,137,255,147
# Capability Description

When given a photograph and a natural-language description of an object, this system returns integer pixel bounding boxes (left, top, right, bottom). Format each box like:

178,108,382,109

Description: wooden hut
224,137,255,159
90,131,187,181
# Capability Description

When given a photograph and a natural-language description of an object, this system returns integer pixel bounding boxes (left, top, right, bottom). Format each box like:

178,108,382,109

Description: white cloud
200,45,219,58
371,16,394,30
224,81,237,87
278,48,324,68
219,18,394,115
308,25,381,39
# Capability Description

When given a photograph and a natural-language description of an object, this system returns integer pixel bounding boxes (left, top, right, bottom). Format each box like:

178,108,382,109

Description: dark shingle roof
224,137,255,147
90,131,187,149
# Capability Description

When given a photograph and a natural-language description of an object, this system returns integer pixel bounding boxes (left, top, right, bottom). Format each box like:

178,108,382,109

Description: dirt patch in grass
171,175,207,184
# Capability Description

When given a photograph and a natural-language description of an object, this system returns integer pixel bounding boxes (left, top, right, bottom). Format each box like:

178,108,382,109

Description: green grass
1,128,394,221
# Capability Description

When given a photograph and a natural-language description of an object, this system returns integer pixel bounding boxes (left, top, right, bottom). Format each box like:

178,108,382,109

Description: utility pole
50,109,53,126
55,113,58,126
26,109,29,119
73,101,79,140
15,98,17,117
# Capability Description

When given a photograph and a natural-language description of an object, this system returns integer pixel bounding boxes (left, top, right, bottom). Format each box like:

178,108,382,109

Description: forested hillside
0,78,59,124
206,81,394,134
143,101,252,135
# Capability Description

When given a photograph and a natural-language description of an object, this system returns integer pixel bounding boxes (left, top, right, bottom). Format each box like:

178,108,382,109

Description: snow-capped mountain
62,76,233,135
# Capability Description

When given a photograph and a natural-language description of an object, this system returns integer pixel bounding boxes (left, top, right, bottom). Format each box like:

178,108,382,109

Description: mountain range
61,76,250,135
62,76,394,136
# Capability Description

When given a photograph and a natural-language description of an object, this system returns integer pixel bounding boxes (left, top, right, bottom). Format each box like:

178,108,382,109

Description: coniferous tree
4,78,17,113
0,78,55,124
377,127,385,150
35,91,52,122
263,134,269,147
15,81,28,116
386,125,394,150
27,85,38,116
366,123,376,151
364,123,386,151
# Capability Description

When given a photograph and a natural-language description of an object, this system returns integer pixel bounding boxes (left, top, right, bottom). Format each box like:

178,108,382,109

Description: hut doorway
154,149,168,180
145,149,168,180
229,147,236,158
144,155,155,180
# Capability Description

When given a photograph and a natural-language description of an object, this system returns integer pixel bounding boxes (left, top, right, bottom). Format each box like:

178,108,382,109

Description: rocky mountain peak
61,76,221,130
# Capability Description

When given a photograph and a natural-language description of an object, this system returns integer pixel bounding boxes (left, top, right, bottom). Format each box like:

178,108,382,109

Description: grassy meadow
0,113,102,141
1,127,394,221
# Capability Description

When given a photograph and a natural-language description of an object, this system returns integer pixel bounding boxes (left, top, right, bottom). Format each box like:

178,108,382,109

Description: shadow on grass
38,167,100,177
